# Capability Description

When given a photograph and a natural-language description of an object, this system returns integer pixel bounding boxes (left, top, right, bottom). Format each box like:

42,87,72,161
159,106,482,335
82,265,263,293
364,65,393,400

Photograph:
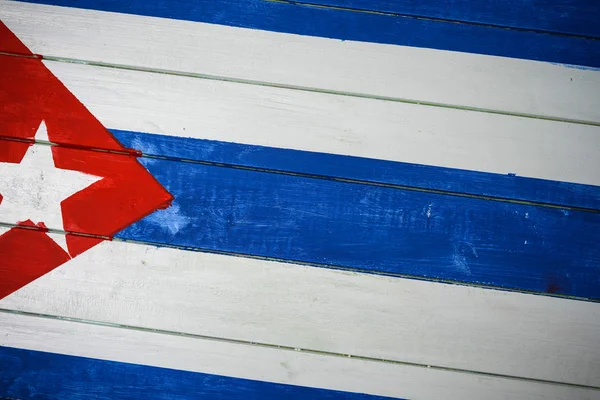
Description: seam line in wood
1,51,597,127
139,153,600,214
263,0,600,41
0,136,141,157
0,222,113,240
3,137,598,214
1,308,598,390
0,222,597,304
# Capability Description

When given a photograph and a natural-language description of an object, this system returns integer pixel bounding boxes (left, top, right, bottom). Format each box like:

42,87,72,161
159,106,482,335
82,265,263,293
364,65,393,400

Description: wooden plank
4,0,599,67
1,1,598,398
3,25,599,212
3,312,599,399
0,348,396,400
31,60,600,187
2,142,600,298
111,157,600,300
2,1,600,123
112,129,600,211
304,0,600,39
2,239,599,386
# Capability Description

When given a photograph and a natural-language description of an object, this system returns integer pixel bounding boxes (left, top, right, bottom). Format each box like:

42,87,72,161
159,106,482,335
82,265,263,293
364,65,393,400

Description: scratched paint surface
0,7,599,300
15,0,600,67
35,60,600,186
1,0,600,398
114,155,600,299
0,22,173,299
0,346,397,399
303,0,600,38
4,2,600,124
114,129,600,211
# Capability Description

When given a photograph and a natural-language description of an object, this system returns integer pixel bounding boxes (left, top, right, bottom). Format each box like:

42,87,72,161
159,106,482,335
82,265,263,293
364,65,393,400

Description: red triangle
0,226,70,300
0,21,34,56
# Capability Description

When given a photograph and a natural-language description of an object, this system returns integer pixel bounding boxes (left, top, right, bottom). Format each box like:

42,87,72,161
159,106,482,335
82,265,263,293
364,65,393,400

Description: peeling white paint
143,203,191,235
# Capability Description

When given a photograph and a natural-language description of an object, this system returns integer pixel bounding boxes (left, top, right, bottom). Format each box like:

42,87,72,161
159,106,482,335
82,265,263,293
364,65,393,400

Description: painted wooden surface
2,238,600,386
3,313,599,400
1,0,600,398
3,141,600,299
118,157,600,299
305,0,600,38
0,347,398,400
113,130,600,211
2,1,600,124
24,60,600,187
9,0,600,67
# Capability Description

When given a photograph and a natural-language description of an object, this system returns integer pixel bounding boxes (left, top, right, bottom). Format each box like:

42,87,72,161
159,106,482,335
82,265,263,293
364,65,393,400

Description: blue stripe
111,133,600,300
113,129,600,211
16,0,600,67
305,0,600,39
0,346,397,400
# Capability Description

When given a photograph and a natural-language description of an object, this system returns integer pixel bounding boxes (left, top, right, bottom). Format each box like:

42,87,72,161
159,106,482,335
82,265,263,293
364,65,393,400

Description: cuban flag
1,0,599,398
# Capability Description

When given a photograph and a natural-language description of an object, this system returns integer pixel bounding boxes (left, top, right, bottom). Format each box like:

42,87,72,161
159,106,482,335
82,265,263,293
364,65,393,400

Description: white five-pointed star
0,121,103,254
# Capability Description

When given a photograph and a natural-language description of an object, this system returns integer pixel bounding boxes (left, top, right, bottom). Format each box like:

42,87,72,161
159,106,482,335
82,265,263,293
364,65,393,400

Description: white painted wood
1,0,599,124
41,60,600,186
0,121,102,253
4,313,599,400
2,239,599,387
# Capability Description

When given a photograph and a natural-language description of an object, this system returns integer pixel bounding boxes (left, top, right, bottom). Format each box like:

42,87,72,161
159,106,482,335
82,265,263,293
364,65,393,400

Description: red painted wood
0,22,173,298
0,225,70,299
0,23,124,151
0,21,34,56
55,146,173,257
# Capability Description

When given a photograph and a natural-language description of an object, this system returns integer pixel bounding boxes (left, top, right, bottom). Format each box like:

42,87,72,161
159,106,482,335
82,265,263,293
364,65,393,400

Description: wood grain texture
0,227,70,300
0,134,171,298
304,0,600,38
0,347,397,400
1,2,599,396
29,60,600,187
2,239,599,387
123,156,600,300
2,143,600,298
2,1,600,123
113,129,600,211
9,0,600,67
3,313,599,399
0,137,171,244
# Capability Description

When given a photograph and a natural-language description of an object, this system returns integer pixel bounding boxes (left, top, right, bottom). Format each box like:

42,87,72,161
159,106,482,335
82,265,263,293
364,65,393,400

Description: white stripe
2,239,598,387
4,312,599,399
43,60,600,186
1,0,599,124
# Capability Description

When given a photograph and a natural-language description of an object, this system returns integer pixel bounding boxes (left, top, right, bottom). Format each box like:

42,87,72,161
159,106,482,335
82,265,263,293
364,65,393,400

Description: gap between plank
0,308,598,391
0,51,598,127
1,136,599,214
0,221,598,304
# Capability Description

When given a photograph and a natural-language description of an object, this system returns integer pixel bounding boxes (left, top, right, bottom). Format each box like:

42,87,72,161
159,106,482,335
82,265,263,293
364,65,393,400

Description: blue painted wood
305,0,600,39
114,154,600,300
0,346,397,400
113,129,600,211
16,0,600,67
